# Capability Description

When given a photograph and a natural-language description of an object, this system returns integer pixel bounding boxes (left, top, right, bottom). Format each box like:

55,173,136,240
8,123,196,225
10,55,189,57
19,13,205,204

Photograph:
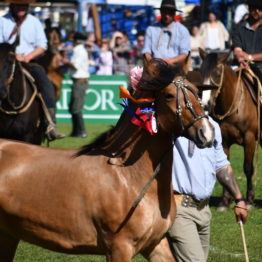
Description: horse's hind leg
243,137,256,208
0,231,19,262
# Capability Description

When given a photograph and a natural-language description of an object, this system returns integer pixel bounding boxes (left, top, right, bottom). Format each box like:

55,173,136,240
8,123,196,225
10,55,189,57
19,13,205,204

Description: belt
174,192,209,210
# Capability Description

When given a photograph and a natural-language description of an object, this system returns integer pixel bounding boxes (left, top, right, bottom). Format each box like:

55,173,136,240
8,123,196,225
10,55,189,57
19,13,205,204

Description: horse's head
199,48,231,86
134,54,214,148
0,43,16,102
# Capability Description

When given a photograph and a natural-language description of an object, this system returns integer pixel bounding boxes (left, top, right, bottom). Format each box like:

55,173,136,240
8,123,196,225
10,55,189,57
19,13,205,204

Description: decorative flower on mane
129,66,143,91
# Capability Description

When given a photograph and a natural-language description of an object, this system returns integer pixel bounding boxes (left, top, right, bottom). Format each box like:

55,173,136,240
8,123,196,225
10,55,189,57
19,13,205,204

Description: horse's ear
218,51,231,64
143,53,152,68
181,52,191,74
199,48,207,60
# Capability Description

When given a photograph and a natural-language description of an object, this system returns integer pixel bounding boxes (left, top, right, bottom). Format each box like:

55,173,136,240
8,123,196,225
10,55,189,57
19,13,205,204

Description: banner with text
56,75,128,124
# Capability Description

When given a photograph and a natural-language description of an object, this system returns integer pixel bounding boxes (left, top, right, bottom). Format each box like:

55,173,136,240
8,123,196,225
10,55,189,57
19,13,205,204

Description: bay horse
0,54,214,262
199,48,259,209
0,43,45,145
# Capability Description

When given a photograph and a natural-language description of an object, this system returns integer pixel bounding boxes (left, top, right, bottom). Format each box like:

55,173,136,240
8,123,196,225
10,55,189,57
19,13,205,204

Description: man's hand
234,200,248,224
16,53,32,63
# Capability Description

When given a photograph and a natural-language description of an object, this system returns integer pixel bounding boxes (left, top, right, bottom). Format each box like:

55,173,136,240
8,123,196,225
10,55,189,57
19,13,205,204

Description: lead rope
211,64,243,120
115,144,174,234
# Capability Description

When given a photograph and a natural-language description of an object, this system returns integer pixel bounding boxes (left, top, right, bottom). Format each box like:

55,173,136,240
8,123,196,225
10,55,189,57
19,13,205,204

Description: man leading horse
0,0,65,141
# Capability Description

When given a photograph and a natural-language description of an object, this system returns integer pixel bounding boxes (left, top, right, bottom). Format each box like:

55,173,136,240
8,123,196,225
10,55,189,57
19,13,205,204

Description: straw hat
155,0,182,12
5,0,36,4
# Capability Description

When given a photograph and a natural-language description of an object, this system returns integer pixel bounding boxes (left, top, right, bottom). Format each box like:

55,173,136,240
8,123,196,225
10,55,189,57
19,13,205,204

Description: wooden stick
239,220,249,262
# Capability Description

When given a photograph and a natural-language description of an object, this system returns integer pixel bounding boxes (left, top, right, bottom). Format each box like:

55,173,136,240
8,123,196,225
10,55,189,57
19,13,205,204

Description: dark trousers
28,64,56,108
69,79,88,114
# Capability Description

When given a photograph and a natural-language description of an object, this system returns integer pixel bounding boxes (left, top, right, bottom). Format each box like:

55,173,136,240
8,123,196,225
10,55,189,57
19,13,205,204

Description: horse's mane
75,126,115,156
137,58,181,91
200,53,218,79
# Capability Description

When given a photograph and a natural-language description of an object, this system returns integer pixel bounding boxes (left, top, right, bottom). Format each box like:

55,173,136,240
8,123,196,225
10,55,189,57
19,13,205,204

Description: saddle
236,68,262,105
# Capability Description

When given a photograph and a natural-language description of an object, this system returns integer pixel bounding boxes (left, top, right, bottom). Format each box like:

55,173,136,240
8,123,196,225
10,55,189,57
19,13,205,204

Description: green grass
13,123,262,262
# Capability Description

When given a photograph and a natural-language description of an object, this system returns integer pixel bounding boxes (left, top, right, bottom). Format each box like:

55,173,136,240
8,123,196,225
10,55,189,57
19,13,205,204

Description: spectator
61,30,75,60
110,31,131,75
131,32,145,67
199,11,229,51
68,32,89,138
96,37,113,75
189,25,202,69
86,32,100,75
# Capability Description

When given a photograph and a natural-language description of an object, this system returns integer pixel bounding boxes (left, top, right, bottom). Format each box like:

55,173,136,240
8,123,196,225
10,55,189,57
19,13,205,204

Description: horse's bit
173,78,207,133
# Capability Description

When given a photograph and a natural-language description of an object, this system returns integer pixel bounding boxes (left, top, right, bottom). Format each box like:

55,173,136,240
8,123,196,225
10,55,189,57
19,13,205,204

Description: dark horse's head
0,43,17,102
133,54,214,148
199,48,231,86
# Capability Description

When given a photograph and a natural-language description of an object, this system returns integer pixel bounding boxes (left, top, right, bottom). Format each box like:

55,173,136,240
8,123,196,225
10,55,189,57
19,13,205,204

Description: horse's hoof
217,206,229,212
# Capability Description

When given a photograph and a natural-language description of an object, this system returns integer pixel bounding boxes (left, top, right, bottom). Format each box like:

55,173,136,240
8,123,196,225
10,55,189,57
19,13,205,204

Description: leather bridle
173,78,207,133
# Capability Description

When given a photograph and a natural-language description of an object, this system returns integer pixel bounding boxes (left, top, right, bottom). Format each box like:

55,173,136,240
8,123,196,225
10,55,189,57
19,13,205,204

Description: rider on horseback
0,0,65,141
232,0,262,89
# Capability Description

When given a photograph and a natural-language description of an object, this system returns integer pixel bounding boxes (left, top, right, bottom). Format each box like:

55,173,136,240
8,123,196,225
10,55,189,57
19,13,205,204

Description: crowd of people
46,0,249,73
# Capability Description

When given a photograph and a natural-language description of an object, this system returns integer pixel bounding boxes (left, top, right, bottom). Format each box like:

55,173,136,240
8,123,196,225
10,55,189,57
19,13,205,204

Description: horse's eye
164,93,174,100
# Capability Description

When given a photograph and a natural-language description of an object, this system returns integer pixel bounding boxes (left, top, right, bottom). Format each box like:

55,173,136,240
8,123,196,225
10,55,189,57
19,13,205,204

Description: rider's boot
46,108,66,141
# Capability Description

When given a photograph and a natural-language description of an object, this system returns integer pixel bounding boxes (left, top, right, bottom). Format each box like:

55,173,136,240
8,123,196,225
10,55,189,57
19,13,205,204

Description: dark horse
0,43,45,145
0,54,214,261
199,48,259,209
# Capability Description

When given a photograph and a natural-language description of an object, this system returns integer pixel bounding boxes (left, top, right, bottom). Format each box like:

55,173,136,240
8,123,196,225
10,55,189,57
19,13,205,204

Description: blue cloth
0,13,47,55
172,118,229,200
142,21,190,59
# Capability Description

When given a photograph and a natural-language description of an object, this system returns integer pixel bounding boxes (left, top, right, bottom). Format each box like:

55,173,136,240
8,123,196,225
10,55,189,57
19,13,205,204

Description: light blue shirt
142,21,190,59
0,13,47,55
172,118,229,200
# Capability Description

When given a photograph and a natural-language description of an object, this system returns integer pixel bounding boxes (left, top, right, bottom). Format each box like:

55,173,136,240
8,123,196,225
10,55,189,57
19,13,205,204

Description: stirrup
45,124,65,141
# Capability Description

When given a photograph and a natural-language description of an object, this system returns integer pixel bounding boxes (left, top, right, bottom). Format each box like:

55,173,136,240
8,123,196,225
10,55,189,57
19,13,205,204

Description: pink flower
129,66,143,91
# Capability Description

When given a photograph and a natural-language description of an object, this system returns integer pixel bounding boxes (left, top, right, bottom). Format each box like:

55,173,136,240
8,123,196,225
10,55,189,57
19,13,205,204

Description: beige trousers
168,204,212,262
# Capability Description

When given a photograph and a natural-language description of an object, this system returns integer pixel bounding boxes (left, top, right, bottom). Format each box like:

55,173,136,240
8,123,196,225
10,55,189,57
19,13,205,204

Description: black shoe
71,132,87,138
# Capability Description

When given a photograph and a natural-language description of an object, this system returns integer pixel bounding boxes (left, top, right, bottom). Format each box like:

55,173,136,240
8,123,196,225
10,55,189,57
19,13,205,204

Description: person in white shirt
68,32,90,138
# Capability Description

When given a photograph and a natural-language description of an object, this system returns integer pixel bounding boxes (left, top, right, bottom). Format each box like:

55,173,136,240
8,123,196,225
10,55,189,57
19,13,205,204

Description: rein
0,58,38,115
210,64,243,120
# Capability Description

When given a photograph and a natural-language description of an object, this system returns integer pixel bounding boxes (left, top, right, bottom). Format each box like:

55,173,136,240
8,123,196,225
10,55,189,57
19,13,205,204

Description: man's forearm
216,165,242,199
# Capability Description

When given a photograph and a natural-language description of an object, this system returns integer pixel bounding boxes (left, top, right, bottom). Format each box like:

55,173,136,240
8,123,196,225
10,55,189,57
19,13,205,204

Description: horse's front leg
143,237,176,262
106,238,133,262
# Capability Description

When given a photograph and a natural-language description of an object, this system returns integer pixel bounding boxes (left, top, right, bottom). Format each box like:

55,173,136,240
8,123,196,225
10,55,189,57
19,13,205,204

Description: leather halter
173,78,207,133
